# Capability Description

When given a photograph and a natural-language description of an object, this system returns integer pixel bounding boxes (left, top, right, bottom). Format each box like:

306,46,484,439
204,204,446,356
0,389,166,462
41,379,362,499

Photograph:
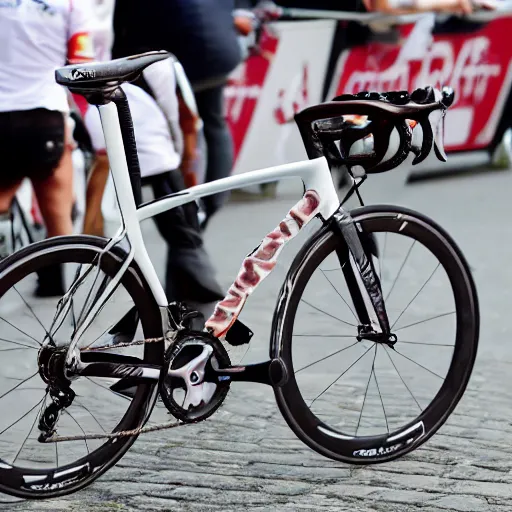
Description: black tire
0,235,163,498
272,205,479,464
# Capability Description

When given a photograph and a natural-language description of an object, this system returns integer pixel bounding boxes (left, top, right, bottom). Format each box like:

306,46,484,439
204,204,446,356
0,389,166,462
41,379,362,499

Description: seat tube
98,102,139,227
97,101,168,307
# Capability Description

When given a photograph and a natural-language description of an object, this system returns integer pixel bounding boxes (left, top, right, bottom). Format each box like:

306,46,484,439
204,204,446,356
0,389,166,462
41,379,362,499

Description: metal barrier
283,2,512,24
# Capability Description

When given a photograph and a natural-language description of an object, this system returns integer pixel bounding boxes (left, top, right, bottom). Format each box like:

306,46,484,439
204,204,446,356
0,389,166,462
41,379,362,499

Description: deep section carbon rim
273,205,479,464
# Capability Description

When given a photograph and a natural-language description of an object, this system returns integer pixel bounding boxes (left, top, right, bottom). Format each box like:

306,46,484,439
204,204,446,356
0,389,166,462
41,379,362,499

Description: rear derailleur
37,344,76,442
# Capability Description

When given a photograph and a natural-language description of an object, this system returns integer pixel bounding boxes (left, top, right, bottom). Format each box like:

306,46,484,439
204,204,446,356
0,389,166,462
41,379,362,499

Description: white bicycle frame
65,99,379,366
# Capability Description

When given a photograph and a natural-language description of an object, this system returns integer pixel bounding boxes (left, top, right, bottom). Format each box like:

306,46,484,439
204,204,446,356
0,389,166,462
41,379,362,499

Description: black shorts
0,108,65,186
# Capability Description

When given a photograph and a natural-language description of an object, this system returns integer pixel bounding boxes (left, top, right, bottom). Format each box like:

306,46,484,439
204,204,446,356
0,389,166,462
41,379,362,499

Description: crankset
159,332,231,423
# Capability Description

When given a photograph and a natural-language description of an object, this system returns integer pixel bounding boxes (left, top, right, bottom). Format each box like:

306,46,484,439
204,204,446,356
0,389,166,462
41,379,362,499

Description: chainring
159,332,231,423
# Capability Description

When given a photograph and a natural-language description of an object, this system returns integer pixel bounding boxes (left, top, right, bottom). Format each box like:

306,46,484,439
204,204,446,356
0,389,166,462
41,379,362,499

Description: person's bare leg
83,153,110,237
0,181,22,213
0,180,22,258
32,145,74,238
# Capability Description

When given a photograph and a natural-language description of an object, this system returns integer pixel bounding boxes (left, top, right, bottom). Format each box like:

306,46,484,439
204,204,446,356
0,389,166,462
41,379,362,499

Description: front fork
331,207,392,339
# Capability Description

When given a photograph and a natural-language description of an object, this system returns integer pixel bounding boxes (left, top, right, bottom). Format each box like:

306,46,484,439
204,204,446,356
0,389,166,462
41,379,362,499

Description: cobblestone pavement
3,167,512,511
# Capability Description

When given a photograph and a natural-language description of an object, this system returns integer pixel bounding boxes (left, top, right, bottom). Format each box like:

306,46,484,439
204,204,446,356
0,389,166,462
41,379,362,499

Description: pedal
225,319,253,347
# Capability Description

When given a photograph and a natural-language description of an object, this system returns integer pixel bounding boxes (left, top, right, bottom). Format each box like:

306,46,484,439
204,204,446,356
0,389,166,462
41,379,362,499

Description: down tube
205,190,323,338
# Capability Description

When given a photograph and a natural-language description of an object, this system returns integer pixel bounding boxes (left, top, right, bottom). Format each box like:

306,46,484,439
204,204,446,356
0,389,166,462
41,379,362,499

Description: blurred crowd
0,0,496,309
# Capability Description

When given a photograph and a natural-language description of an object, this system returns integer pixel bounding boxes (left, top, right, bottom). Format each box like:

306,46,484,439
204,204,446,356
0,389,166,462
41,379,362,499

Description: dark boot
35,263,65,297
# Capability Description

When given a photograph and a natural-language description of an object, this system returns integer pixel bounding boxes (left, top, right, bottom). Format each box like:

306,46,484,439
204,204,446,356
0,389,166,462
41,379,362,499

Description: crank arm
213,359,287,387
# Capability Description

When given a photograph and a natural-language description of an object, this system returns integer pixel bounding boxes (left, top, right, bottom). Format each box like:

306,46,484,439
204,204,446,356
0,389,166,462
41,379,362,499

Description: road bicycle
0,51,478,499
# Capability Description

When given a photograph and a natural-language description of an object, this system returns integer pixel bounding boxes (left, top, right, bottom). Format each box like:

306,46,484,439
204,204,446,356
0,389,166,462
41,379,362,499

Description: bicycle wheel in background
273,205,479,464
0,236,163,498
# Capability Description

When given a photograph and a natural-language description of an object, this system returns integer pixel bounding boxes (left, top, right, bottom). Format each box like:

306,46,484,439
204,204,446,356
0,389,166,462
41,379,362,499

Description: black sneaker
35,263,65,297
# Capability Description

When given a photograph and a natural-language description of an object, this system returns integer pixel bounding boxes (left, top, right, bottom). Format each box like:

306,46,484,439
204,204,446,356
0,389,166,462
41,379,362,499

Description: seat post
109,88,143,207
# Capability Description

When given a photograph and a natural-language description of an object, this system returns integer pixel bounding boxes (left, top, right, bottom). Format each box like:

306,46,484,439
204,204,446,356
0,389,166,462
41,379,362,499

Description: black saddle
55,51,170,91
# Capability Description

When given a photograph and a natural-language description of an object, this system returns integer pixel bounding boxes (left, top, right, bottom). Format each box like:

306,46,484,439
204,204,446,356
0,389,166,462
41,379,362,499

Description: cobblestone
3,170,512,510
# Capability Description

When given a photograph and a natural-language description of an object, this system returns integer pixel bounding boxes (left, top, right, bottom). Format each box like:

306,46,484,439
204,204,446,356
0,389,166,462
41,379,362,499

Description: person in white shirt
0,0,95,295
83,0,224,315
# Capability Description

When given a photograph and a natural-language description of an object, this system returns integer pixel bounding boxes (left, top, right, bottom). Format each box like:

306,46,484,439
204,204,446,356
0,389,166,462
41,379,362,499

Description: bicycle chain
81,335,166,352
43,335,189,443
42,418,194,443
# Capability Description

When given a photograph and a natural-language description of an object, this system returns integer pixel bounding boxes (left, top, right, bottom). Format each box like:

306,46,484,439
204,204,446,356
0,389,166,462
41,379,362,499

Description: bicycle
0,51,478,499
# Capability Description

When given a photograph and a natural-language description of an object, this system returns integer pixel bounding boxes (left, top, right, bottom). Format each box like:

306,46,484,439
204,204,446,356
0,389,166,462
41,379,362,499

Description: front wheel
273,205,479,464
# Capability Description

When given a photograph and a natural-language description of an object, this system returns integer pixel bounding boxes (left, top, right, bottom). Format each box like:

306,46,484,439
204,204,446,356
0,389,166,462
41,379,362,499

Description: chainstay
81,336,166,352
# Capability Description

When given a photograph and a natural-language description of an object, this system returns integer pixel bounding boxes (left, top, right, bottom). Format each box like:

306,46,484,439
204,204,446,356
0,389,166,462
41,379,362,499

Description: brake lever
368,119,412,173
411,113,434,165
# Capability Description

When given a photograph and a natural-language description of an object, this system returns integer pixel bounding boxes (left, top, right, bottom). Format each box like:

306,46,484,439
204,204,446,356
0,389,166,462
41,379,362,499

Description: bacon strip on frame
205,190,321,339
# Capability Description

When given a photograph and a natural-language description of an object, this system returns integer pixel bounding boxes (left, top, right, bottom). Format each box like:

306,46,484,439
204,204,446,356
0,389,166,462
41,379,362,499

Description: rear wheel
273,205,479,463
0,235,163,498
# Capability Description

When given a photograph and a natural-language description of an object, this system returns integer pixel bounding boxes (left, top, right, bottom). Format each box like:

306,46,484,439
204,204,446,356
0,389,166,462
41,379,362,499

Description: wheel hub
357,325,397,347
37,344,70,387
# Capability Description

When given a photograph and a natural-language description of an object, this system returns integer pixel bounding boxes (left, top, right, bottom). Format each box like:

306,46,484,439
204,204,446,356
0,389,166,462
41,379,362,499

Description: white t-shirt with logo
0,0,95,113
85,81,181,177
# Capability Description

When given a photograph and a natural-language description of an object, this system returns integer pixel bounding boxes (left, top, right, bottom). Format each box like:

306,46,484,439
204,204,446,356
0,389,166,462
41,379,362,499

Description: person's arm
178,94,201,188
366,0,496,14
67,0,96,64
366,0,468,13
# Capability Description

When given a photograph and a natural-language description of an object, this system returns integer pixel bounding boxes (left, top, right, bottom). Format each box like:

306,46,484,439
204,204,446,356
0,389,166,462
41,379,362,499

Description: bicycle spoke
399,340,454,347
82,306,138,351
85,377,130,401
13,286,53,342
64,410,89,454
0,372,38,402
355,346,377,436
320,269,357,321
380,232,388,282
385,240,416,302
373,348,389,434
48,264,105,342
0,396,44,437
391,348,444,379
71,297,77,337
0,316,41,346
296,340,359,373
383,346,422,412
12,402,42,465
75,399,106,434
238,342,252,365
300,299,356,328
310,345,374,407
394,311,455,332
77,273,110,330
48,263,92,339
0,337,38,351
390,263,440,330
0,347,33,353
82,322,115,351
